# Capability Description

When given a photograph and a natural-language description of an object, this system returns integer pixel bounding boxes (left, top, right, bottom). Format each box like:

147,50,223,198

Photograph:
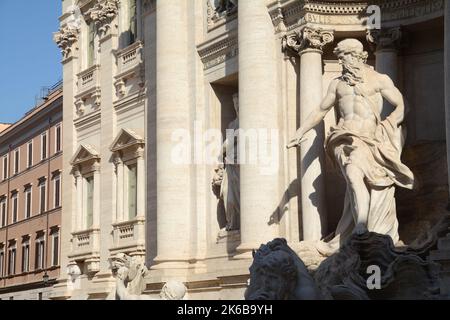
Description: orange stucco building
0,85,62,300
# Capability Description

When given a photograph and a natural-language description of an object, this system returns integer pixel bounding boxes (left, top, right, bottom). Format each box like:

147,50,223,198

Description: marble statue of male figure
288,39,414,255
212,93,240,234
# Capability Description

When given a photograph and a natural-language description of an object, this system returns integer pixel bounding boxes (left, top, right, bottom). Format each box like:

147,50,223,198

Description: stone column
367,28,402,118
136,147,145,219
236,0,280,257
92,163,101,228
74,169,83,231
283,27,333,241
153,0,192,269
445,1,450,202
114,156,124,222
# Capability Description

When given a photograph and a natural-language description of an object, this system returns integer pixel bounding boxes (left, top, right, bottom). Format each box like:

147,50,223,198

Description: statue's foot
353,223,368,236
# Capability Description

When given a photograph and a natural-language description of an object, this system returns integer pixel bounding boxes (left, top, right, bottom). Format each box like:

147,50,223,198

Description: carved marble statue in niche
214,0,238,16
288,39,415,256
212,93,240,235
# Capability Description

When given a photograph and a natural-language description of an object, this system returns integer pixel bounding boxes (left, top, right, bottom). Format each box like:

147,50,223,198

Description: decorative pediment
70,144,100,166
110,129,145,153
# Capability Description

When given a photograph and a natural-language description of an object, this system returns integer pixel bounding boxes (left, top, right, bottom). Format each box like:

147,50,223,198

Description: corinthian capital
89,0,120,36
366,27,402,52
283,27,334,55
54,26,80,59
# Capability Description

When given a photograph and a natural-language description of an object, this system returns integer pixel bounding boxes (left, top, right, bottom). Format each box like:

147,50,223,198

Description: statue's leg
343,164,370,235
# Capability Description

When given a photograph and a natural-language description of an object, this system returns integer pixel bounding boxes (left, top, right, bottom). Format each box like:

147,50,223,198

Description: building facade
0,86,63,300
52,0,450,299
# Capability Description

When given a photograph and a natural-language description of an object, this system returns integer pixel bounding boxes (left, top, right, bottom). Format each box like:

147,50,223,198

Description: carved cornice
269,0,444,31
88,0,120,36
54,26,80,58
366,27,402,52
282,26,334,55
198,34,238,70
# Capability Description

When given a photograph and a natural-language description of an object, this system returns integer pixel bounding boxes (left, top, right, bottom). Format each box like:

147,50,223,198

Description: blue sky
0,1,62,124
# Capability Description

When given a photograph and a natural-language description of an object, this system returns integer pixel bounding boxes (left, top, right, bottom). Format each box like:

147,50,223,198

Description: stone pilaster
74,169,83,231
235,0,280,258
113,156,124,222
283,26,334,241
136,147,145,219
367,27,402,84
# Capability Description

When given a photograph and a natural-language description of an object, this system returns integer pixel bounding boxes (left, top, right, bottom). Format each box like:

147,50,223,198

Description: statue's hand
286,134,307,149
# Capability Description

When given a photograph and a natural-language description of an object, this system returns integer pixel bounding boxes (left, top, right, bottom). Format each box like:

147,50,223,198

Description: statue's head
333,39,368,66
160,281,187,300
245,239,298,300
232,93,239,117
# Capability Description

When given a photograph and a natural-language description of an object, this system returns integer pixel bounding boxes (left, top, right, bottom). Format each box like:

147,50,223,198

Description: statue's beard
341,61,365,86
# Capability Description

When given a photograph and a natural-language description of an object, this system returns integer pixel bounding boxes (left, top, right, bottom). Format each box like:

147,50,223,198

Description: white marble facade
52,0,450,299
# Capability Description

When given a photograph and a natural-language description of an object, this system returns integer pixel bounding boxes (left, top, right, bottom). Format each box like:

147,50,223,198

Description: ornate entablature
88,0,120,36
54,25,80,59
269,0,445,34
198,34,238,70
207,0,238,32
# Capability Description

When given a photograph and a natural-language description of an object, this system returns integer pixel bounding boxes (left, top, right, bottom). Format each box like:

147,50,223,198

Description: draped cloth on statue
316,85,415,256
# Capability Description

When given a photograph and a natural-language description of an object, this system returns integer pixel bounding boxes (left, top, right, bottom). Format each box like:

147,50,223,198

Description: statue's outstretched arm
287,79,338,148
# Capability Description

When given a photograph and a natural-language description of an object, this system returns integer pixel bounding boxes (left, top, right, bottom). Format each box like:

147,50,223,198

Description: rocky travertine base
314,214,450,300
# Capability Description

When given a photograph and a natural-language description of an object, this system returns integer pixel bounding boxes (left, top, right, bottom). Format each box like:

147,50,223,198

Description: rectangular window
22,243,29,273
0,198,6,227
54,175,61,208
27,141,33,168
55,124,62,153
87,22,95,67
12,193,18,223
86,176,94,228
13,149,19,175
127,164,137,220
0,247,4,277
3,155,8,180
25,187,32,219
8,247,16,275
39,180,46,214
41,132,47,160
35,239,45,270
52,231,59,266
128,0,137,45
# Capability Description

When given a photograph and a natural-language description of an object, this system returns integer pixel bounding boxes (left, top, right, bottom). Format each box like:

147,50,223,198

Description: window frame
25,186,32,219
51,230,59,267
55,124,62,154
27,140,33,168
2,155,8,180
13,148,19,175
0,197,6,227
11,192,18,224
41,132,48,161
54,174,61,209
21,241,30,273
38,179,47,214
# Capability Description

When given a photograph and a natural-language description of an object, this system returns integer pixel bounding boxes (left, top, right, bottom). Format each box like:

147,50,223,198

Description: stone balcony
113,41,144,99
116,41,143,75
110,217,146,257
70,228,101,263
77,64,100,95
75,65,101,117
